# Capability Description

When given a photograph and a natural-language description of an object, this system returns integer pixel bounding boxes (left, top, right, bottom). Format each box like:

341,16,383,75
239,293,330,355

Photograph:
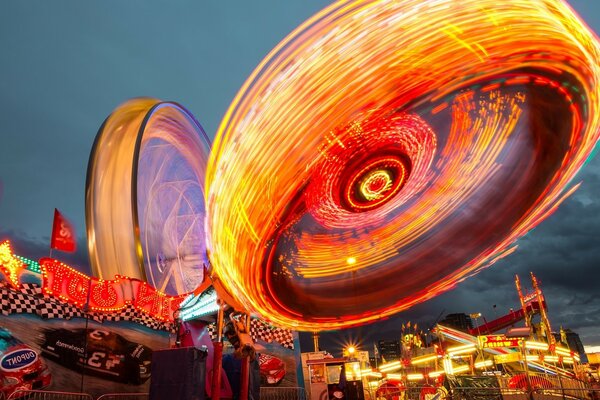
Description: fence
261,387,309,400
4,386,600,400
5,391,149,400
532,388,600,400
369,385,600,400
96,394,149,400
7,390,93,400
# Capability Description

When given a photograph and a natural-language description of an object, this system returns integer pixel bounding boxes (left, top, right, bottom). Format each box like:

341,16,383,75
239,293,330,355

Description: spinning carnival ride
86,99,211,296
86,0,600,331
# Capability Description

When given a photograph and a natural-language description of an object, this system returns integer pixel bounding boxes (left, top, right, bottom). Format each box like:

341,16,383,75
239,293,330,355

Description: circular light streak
86,99,211,295
206,0,600,331
345,156,407,211
358,169,394,202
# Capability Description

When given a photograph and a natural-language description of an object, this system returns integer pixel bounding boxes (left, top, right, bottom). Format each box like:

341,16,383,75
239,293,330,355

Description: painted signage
1,348,38,371
478,335,522,349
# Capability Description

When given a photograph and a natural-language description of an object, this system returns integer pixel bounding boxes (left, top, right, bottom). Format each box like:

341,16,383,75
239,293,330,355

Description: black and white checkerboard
206,318,295,349
1,282,293,347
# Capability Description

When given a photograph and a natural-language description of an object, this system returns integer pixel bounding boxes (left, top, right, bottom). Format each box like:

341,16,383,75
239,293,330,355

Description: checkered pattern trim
1,283,287,340
8,291,38,314
1,285,11,316
206,318,295,349
0,283,174,332
271,327,294,349
207,324,216,339
21,283,42,296
250,319,274,342
1,284,37,315
36,299,64,319
104,304,138,322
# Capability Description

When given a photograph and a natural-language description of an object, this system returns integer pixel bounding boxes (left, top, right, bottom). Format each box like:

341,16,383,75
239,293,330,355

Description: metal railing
5,385,599,400
370,385,600,400
96,394,149,400
7,390,94,400
261,387,309,400
532,387,600,400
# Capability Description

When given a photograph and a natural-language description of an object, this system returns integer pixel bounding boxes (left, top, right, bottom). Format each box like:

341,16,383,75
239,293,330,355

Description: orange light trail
206,0,600,331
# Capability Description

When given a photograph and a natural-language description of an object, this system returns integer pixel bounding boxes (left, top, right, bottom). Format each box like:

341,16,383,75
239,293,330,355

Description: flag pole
49,208,56,259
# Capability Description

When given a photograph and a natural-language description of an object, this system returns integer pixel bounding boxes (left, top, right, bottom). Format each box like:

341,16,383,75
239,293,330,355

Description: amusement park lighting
346,257,357,265
411,354,440,365
442,358,454,375
347,346,356,355
179,290,219,322
555,347,571,357
386,373,403,380
368,372,383,378
447,344,477,356
544,355,559,363
452,365,471,374
361,368,374,375
474,360,493,369
562,357,574,364
574,354,581,362
525,355,540,362
428,371,445,378
0,241,24,287
406,373,424,381
368,381,379,388
525,341,549,351
379,361,402,372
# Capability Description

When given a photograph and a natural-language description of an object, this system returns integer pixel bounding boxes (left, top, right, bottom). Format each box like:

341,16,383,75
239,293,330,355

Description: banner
50,208,76,252
478,335,522,349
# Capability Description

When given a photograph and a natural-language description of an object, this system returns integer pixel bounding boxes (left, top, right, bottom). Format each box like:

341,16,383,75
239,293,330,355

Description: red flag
51,208,76,252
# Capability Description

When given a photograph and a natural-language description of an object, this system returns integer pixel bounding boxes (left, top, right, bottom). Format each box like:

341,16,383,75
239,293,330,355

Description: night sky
1,1,599,355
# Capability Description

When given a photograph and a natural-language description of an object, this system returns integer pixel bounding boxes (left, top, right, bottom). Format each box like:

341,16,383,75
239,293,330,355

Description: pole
239,314,251,400
79,279,92,394
475,315,487,373
521,339,533,400
211,299,225,400
313,331,320,352
556,361,567,400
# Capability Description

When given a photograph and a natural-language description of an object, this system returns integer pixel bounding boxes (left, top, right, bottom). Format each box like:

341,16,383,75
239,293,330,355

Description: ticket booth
306,357,365,400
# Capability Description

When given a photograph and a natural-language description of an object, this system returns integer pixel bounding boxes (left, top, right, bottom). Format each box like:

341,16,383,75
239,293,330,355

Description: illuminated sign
478,335,522,349
0,240,25,287
493,353,521,364
40,258,185,322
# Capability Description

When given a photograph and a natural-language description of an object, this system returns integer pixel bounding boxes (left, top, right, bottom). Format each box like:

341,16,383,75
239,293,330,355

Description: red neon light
40,258,185,322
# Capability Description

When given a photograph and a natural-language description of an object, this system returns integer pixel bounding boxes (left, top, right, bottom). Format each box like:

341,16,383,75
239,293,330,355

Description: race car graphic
0,327,51,398
258,353,286,386
40,328,152,385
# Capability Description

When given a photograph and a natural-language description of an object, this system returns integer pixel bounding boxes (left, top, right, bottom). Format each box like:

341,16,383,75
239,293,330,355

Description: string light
0,240,25,287
179,289,219,321
39,257,185,321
